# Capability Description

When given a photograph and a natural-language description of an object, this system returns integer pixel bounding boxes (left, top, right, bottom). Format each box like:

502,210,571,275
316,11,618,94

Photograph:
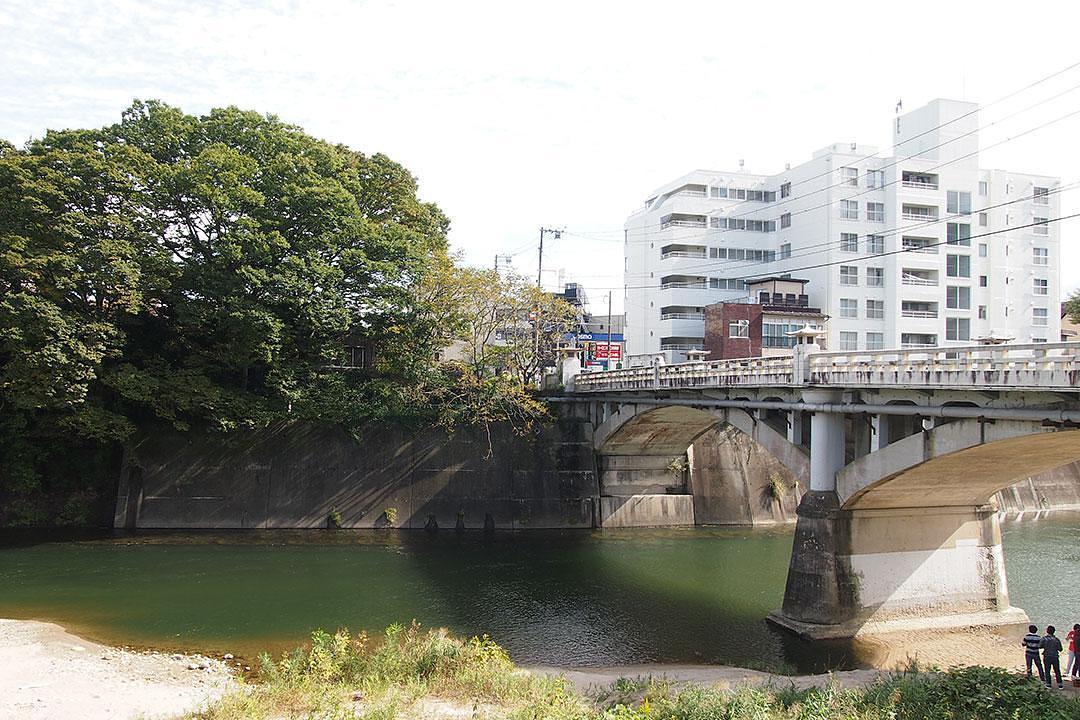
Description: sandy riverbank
0,619,235,720
0,618,1073,719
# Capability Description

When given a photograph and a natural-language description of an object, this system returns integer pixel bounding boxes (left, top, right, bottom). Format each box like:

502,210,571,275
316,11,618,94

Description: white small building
625,99,1062,362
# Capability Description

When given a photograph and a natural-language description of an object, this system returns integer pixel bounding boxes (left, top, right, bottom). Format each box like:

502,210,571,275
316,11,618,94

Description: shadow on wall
690,424,804,525
114,419,599,531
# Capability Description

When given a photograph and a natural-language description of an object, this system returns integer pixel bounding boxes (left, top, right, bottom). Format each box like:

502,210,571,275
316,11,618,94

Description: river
0,513,1077,674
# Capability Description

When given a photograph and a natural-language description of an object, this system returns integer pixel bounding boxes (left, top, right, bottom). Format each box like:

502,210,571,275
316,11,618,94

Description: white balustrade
570,343,1080,393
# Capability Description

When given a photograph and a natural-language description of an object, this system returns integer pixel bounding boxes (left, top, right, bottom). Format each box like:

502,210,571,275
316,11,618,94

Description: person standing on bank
1073,624,1080,681
1042,625,1064,689
1024,624,1046,682
1067,624,1079,678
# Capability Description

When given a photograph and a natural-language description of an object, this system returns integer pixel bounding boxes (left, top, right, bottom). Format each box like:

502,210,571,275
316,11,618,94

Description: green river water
0,514,1077,673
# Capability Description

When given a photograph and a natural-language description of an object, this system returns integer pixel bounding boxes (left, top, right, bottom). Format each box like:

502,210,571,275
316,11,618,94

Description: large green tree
0,101,460,524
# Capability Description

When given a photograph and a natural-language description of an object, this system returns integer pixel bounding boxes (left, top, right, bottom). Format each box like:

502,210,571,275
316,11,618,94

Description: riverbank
0,619,234,720
3,618,1078,720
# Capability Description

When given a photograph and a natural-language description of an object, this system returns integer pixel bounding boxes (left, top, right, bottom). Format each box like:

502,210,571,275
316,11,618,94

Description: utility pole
606,291,613,372
533,227,562,384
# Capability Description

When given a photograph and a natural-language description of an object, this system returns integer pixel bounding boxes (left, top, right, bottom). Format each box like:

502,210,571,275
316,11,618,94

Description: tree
0,100,459,523
1064,288,1080,326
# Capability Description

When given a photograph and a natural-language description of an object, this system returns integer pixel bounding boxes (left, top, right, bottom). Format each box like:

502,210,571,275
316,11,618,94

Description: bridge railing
573,355,795,392
808,342,1080,389
571,342,1080,393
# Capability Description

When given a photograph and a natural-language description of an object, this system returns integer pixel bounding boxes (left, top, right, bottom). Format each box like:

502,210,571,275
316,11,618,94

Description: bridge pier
771,499,1026,638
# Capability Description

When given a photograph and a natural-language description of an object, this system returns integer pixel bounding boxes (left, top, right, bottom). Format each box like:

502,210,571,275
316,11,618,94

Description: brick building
704,277,827,359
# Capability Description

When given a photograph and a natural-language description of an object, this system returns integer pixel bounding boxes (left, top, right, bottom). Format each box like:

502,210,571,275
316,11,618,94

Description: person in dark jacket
1042,625,1064,689
1023,624,1045,681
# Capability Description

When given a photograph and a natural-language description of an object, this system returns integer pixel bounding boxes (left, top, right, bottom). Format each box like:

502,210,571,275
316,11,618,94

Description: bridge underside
773,427,1080,638
585,396,1080,638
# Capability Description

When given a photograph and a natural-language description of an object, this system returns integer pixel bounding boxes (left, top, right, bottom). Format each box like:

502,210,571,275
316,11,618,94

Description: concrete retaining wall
688,424,805,525
599,494,695,527
994,461,1080,515
114,418,598,530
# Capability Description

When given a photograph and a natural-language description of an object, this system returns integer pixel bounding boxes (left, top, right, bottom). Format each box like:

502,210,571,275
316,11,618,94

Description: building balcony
660,279,708,290
659,316,706,336
901,308,939,319
902,273,937,287
660,311,704,321
660,243,707,260
902,236,939,254
902,204,939,222
901,171,939,190
659,212,707,230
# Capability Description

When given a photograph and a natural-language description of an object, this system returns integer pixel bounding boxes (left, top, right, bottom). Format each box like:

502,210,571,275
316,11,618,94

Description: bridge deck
573,342,1080,393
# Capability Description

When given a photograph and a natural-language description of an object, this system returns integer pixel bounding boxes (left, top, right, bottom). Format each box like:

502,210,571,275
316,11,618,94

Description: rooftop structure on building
624,99,1062,363
703,277,828,359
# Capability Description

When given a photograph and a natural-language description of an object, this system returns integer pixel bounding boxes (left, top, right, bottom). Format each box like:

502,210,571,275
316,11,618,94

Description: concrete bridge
557,341,1080,639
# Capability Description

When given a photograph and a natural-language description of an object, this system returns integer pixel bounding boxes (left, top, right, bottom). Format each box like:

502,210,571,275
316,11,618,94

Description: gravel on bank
0,619,236,720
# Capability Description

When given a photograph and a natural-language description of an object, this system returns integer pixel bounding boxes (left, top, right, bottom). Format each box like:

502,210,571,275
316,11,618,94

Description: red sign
593,343,622,360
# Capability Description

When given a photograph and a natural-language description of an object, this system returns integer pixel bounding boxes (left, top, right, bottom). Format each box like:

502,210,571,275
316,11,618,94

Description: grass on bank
186,622,1080,720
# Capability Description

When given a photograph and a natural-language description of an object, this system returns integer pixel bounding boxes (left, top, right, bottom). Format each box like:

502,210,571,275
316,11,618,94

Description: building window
1033,337,1047,343
1034,278,1048,295
840,298,858,318
867,299,885,319
978,212,988,227
779,212,791,229
979,180,989,196
866,331,884,350
1033,307,1048,327
780,182,791,198
867,234,884,254
1034,186,1050,205
946,254,971,278
1033,216,1049,235
839,332,858,351
866,267,884,287
978,243,987,257
840,265,858,285
946,286,971,309
978,305,987,320
979,275,988,287
947,190,972,215
729,320,750,338
710,186,727,198
946,222,971,246
842,167,858,186
946,317,971,341
840,199,859,220
346,345,369,368
780,243,791,259
867,202,885,222
840,232,859,252
1033,247,1048,265
866,169,884,189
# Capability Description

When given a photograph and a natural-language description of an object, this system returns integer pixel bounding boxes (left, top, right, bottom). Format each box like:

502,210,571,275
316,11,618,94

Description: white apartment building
625,99,1062,363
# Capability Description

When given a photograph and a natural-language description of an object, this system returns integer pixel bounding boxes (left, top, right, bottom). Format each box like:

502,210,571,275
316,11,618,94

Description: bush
192,628,1080,720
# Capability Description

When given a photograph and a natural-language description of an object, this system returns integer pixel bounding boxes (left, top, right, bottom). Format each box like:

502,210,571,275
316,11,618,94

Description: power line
611,88,1080,243
569,59,1080,240
577,212,1077,292
617,181,1078,279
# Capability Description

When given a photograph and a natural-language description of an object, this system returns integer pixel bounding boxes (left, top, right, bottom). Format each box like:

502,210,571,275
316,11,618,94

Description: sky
4,0,1080,317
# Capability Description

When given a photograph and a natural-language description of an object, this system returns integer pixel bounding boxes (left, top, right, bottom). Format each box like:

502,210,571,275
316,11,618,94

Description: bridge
556,341,1080,639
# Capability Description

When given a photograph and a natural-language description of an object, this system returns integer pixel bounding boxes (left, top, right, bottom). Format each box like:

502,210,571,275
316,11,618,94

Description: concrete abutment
771,494,1026,639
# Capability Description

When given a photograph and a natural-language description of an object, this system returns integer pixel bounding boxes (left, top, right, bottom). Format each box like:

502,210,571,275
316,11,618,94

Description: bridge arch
838,420,1080,509
594,403,809,481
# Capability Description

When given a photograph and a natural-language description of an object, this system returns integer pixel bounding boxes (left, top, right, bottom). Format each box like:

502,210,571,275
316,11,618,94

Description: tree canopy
0,101,570,524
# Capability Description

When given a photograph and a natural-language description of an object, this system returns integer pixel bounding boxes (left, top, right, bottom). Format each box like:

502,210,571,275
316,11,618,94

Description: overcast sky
4,0,1080,316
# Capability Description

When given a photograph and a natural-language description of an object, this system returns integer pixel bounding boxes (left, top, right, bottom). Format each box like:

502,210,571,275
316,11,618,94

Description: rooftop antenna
738,159,745,171
895,98,903,134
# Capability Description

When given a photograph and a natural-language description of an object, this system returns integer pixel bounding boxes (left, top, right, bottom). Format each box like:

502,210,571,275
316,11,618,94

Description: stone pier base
772,491,1026,638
